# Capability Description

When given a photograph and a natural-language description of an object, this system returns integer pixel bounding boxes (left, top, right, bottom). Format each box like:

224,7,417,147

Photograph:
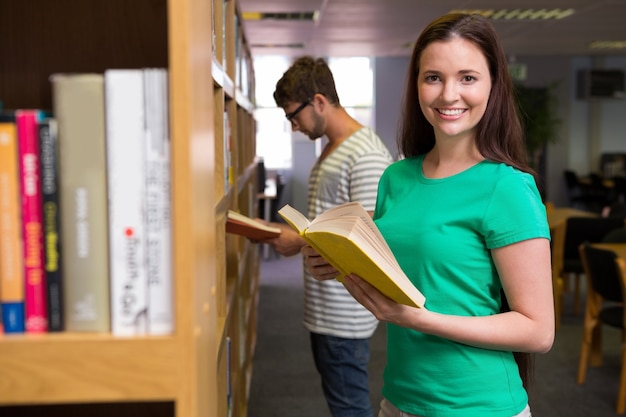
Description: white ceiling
237,0,626,58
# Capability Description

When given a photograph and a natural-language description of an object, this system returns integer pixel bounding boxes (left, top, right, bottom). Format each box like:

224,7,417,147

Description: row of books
0,68,173,336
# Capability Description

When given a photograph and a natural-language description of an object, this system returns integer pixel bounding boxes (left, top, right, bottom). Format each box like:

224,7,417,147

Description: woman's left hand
342,274,424,325
302,246,427,326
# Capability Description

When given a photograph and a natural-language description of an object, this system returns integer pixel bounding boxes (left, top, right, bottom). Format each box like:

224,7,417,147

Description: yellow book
0,119,25,332
278,202,425,308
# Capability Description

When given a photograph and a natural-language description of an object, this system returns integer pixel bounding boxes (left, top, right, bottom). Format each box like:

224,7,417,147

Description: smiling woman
302,13,553,417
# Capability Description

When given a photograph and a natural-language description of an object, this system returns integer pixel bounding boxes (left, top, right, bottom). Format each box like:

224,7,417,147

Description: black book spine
39,118,64,332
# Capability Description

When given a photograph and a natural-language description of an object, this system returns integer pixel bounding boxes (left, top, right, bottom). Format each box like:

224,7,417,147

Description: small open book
226,210,281,240
278,202,425,308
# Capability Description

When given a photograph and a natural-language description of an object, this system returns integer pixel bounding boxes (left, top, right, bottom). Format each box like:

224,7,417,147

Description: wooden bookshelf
0,0,258,416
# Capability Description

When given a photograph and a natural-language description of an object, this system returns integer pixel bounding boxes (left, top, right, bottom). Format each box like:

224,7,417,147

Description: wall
594,56,626,157
516,55,573,206
373,57,410,159
290,135,319,215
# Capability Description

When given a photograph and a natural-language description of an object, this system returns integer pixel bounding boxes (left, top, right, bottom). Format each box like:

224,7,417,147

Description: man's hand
255,221,307,256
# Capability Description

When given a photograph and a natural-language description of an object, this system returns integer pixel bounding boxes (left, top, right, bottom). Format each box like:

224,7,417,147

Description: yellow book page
277,204,310,233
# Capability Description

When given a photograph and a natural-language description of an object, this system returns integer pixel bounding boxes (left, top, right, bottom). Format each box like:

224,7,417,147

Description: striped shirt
304,126,393,339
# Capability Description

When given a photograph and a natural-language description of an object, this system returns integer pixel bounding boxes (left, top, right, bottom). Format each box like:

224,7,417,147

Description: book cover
278,202,426,308
51,73,111,332
224,109,232,192
226,335,232,417
105,69,148,336
144,68,173,335
16,109,48,333
226,210,281,240
39,117,64,332
0,115,25,333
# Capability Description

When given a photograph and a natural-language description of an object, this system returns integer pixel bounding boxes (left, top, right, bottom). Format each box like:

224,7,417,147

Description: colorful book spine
105,69,148,336
143,68,173,335
0,115,25,333
39,117,64,332
16,109,48,333
51,73,110,332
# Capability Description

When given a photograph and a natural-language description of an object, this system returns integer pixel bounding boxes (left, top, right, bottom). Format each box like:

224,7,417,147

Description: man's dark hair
273,56,340,107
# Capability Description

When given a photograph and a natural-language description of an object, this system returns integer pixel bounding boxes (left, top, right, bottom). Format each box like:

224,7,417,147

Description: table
590,243,626,261
258,179,277,259
547,207,597,231
578,176,615,188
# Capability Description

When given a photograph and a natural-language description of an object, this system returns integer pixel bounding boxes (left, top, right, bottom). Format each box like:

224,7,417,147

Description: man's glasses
285,98,312,122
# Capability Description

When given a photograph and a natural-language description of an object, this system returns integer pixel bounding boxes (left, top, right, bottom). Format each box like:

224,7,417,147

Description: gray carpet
249,254,624,417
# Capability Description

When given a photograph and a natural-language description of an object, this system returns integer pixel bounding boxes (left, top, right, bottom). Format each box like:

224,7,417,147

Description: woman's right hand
301,245,340,281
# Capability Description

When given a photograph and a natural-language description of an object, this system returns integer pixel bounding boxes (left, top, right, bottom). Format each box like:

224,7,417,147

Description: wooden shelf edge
0,337,182,405
212,57,235,99
235,88,254,113
237,160,258,194
216,186,234,215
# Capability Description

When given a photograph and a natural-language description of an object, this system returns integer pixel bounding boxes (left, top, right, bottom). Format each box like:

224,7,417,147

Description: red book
226,210,281,240
16,110,48,333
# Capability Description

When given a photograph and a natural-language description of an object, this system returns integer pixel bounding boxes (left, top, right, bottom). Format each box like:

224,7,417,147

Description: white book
105,69,148,336
143,68,173,335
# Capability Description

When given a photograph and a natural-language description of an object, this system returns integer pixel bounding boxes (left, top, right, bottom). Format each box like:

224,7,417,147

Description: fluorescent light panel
250,43,306,49
450,8,575,20
242,11,318,21
590,40,626,49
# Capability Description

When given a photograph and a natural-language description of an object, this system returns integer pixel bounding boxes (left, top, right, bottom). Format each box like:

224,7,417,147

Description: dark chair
261,173,286,259
588,172,613,207
577,243,626,413
604,202,626,219
257,158,267,193
269,172,286,223
563,170,606,212
552,217,626,325
604,227,626,243
612,177,626,205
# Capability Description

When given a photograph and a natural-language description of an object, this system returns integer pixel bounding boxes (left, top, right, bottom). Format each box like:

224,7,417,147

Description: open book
278,202,425,308
226,210,281,240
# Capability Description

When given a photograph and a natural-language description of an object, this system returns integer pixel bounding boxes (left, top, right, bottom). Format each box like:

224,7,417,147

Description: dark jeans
310,332,373,417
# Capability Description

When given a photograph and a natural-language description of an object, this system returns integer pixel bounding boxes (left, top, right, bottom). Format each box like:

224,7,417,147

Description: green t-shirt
374,156,550,417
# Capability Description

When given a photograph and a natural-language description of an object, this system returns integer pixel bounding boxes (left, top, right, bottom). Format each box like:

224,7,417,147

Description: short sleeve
482,172,550,249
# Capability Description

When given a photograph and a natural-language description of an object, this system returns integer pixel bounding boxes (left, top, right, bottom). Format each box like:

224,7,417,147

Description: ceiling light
242,11,318,21
250,43,306,49
450,8,575,20
590,40,626,49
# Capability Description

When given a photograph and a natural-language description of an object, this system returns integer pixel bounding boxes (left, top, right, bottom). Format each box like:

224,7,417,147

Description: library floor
249,253,624,417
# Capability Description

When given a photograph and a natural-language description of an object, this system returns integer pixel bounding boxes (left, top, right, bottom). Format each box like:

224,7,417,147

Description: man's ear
312,93,326,112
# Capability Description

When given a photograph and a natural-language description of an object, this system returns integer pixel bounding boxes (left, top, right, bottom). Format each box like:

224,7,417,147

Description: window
253,56,293,169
